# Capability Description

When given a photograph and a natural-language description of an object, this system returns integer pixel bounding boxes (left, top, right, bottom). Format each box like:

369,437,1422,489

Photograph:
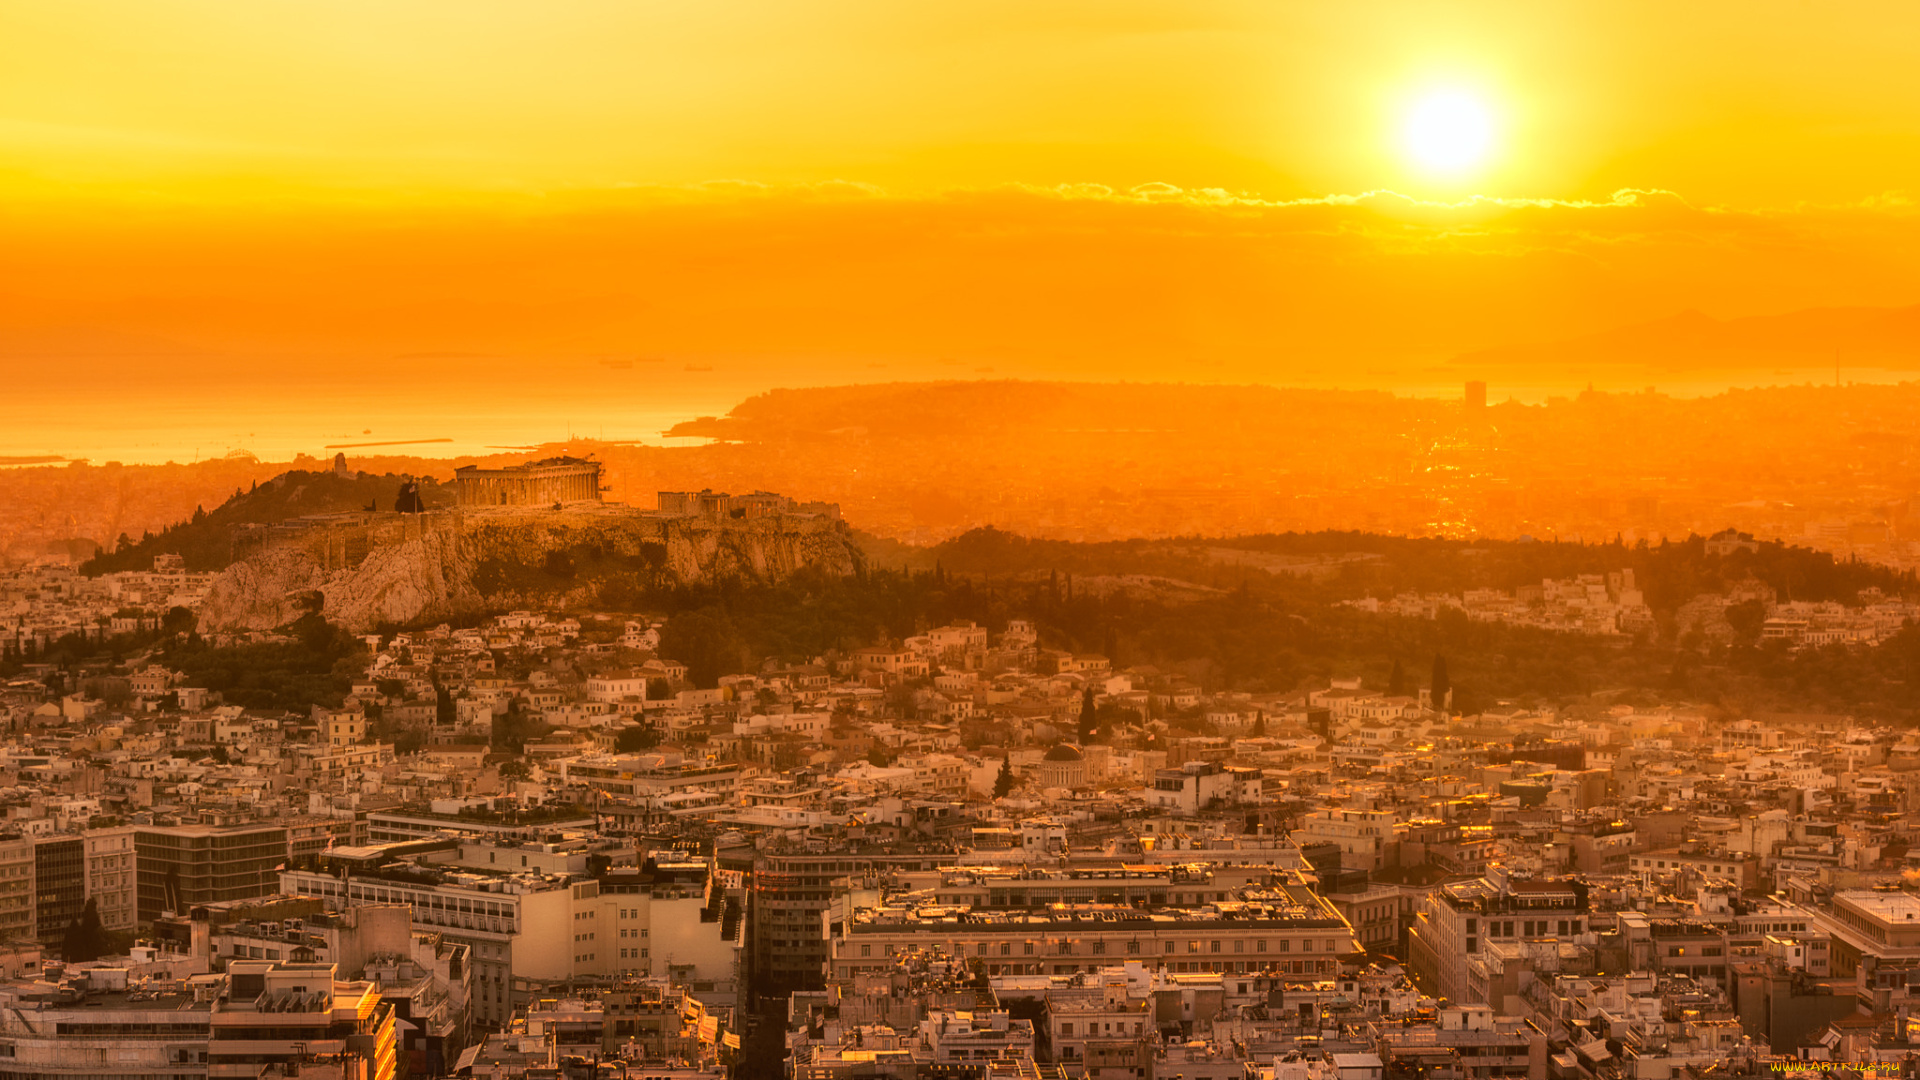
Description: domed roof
1043,743,1084,762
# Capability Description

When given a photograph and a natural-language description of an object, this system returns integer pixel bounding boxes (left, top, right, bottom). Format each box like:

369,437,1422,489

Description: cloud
3,180,1917,393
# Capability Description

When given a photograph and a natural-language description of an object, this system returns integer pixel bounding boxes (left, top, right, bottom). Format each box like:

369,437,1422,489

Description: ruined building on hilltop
454,457,603,507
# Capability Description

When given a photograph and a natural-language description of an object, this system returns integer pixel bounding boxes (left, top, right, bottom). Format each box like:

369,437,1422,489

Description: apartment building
134,824,290,924
281,860,571,1030
1295,808,1401,873
210,961,399,1080
0,837,34,945
828,871,1357,983
83,825,138,933
1407,878,1589,1005
745,840,965,997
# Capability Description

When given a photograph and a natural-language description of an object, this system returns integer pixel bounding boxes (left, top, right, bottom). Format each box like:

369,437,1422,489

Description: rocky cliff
197,508,863,631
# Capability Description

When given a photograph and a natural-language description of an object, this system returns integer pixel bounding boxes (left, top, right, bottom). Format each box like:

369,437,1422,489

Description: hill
584,528,1920,722
82,467,456,574
894,527,1917,619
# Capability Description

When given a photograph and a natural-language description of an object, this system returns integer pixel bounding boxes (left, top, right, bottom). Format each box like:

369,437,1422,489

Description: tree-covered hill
81,467,454,574
883,526,1916,620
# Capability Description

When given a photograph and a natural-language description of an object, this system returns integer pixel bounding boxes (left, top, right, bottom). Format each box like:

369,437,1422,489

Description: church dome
1044,743,1085,762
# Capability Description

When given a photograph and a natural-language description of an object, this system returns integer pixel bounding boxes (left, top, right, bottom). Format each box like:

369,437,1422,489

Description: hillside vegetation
82,469,454,574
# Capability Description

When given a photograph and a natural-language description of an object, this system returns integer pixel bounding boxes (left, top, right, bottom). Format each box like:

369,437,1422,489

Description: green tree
62,897,111,962
1726,599,1768,648
616,723,661,753
1078,686,1099,744
994,757,1016,798
659,610,751,688
1252,711,1267,737
1431,655,1451,712
161,606,197,637
1386,659,1406,697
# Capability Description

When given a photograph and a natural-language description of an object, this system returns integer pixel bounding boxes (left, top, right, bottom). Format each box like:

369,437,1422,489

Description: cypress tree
1431,656,1452,712
62,898,109,962
994,757,1015,798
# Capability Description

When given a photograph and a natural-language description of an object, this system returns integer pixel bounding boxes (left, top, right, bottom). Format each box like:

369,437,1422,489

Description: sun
1403,90,1496,177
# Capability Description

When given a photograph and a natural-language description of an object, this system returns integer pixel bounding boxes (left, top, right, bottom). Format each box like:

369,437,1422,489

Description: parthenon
453,457,603,507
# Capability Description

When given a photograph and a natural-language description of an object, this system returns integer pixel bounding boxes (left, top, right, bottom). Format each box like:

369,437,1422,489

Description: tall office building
33,836,84,948
135,825,290,923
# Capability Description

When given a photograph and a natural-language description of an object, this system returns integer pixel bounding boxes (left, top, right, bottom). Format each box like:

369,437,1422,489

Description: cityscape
7,4,1920,1080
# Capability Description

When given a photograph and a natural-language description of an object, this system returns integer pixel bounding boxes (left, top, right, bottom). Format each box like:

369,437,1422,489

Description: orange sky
4,1,1920,395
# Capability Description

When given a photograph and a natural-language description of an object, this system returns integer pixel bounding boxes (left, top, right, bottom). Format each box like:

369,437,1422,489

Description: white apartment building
83,825,138,933
1296,808,1401,873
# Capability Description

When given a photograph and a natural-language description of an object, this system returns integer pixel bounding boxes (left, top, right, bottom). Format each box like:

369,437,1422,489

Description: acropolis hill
196,459,860,631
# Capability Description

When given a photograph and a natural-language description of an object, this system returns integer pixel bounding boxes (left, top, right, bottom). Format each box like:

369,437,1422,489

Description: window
1256,940,1267,953
1234,940,1245,953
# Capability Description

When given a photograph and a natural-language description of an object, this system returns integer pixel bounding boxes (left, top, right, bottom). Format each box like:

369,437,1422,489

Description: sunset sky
5,0,1920,459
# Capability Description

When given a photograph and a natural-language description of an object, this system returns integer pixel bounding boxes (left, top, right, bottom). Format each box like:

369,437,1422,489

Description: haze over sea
7,362,1916,468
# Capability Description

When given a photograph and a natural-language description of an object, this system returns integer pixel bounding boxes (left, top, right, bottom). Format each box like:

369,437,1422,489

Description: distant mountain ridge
1450,303,1920,372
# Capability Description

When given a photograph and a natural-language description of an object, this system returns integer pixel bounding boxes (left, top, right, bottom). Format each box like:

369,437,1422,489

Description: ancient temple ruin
453,457,603,507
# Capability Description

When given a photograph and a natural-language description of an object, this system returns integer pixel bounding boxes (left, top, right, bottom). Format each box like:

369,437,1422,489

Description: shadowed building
135,824,290,923
32,836,83,948
455,457,603,507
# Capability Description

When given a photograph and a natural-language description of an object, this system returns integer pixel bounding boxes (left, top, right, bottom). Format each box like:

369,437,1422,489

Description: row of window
1465,918,1584,938
860,936,1341,958
847,958,1339,978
